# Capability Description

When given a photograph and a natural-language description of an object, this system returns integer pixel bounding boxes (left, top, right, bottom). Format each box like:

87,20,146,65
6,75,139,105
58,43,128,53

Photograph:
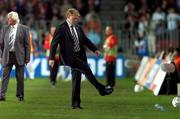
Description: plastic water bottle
154,104,166,111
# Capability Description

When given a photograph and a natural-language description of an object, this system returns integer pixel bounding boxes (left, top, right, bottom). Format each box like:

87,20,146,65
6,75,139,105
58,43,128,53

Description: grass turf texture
0,78,180,119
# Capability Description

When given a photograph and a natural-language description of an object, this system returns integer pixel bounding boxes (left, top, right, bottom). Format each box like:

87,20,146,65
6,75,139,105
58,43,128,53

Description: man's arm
49,27,62,60
0,27,5,64
24,26,30,64
49,27,62,67
81,28,101,56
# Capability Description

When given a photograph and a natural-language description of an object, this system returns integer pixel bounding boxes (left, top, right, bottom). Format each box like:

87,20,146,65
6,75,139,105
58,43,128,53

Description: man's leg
106,62,115,87
50,60,59,86
106,62,111,86
71,69,81,108
0,64,13,99
15,65,24,100
71,56,113,96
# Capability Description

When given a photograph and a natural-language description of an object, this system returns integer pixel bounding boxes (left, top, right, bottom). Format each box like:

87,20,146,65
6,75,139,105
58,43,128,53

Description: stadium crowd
124,0,180,57
124,0,180,85
0,0,179,58
0,0,102,55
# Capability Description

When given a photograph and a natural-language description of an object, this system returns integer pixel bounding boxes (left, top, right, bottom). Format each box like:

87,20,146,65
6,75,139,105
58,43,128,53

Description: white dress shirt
9,23,18,52
66,19,80,52
66,20,79,40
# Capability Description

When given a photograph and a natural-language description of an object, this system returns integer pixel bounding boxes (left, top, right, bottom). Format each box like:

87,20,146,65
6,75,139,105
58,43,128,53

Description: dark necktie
71,26,80,52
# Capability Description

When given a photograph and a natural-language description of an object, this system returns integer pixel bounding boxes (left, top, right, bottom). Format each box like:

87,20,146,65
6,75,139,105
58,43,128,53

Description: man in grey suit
0,11,30,101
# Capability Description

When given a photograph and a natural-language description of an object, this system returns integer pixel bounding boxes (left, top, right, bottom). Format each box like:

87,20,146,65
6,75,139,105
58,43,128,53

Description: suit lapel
6,26,11,42
64,22,82,45
65,22,74,41
75,26,81,41
15,24,20,41
75,25,83,46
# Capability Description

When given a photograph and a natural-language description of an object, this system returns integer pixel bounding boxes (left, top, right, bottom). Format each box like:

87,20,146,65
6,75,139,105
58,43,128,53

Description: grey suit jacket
0,24,30,66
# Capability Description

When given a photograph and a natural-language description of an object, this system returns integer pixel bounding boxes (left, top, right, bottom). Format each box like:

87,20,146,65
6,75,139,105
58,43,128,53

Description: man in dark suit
49,8,113,109
0,11,30,101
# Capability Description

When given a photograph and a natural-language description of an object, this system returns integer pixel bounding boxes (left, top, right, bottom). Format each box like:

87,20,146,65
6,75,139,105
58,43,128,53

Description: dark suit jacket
0,24,30,66
49,21,97,66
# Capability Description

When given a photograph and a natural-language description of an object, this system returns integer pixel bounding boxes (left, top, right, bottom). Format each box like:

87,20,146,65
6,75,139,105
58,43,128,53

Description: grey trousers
0,52,24,98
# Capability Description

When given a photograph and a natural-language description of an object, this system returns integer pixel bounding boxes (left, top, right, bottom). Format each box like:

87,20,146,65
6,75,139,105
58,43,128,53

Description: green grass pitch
0,78,180,119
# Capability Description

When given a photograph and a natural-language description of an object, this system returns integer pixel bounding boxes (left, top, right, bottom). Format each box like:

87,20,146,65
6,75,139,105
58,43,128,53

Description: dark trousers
70,53,104,107
71,69,81,107
0,52,24,98
49,59,59,83
106,61,116,87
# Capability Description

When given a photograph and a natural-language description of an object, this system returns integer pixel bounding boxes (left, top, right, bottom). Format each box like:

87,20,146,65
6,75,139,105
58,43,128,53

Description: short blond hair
65,8,80,18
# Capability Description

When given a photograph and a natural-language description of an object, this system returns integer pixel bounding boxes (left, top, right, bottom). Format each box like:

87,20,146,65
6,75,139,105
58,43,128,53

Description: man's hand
95,50,101,56
49,60,55,68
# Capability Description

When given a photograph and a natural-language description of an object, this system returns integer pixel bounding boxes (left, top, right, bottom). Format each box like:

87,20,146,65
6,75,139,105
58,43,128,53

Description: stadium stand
0,0,179,58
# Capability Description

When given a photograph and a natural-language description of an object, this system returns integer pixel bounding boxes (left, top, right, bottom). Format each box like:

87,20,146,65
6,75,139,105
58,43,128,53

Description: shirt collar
66,19,72,27
11,23,18,29
66,19,77,28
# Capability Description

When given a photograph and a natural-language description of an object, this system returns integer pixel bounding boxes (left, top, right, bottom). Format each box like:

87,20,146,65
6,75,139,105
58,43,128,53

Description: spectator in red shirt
103,26,118,87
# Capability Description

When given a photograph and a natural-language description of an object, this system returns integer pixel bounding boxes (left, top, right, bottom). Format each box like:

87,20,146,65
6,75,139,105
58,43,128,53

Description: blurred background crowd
124,0,180,57
0,0,179,58
0,0,102,55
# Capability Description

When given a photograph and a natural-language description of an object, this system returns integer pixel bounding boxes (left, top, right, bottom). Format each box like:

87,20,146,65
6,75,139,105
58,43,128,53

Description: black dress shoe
51,81,56,86
72,106,83,109
0,97,6,101
18,97,24,101
99,86,113,96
